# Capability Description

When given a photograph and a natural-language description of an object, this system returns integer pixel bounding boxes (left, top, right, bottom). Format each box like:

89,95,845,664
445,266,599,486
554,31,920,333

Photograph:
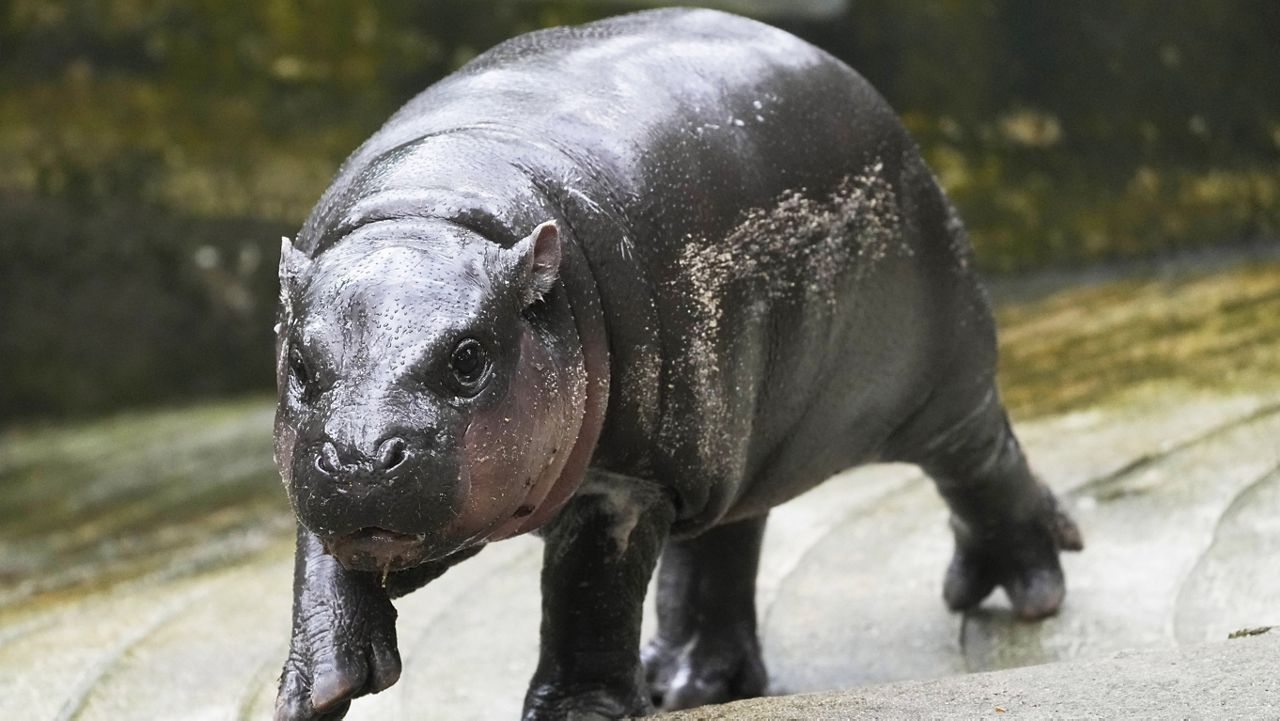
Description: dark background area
1,0,1277,421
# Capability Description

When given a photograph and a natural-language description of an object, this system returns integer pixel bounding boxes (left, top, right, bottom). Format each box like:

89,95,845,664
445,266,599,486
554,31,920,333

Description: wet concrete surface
1,259,1278,719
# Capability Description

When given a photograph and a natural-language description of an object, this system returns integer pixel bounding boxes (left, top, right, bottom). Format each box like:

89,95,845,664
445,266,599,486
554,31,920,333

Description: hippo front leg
275,526,402,721
523,473,676,721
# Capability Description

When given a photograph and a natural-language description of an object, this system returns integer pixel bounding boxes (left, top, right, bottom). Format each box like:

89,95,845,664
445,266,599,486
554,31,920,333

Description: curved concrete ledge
665,630,1279,719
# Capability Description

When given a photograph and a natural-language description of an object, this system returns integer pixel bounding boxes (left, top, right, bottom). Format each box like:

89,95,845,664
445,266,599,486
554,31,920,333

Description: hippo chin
272,8,1082,721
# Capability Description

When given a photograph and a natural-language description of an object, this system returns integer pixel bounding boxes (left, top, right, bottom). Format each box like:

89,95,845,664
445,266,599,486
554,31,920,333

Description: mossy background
1,0,1277,420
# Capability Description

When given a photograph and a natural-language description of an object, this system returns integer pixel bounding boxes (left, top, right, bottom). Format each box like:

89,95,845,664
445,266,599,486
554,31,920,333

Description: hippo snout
287,427,465,552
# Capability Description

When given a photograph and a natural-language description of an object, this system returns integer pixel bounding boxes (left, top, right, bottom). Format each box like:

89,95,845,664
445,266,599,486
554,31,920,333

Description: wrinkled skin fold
272,8,1082,720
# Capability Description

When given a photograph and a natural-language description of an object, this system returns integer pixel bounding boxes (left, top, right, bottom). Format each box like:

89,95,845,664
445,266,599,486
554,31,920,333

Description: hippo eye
289,347,313,390
448,338,490,394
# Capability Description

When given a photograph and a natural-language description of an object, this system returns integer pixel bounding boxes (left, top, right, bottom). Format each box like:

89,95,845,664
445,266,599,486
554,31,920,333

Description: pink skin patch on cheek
486,336,592,541
455,333,576,543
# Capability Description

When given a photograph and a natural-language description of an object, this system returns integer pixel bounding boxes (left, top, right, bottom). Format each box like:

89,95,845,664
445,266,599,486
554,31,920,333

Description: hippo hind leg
642,514,769,710
902,384,1084,619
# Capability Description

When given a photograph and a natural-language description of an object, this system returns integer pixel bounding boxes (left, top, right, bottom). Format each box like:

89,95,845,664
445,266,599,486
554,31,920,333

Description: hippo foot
943,493,1084,620
274,603,401,721
523,672,654,721
642,626,767,711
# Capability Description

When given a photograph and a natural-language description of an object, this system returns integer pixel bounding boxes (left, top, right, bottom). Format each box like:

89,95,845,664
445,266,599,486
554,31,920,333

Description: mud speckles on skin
664,162,907,469
577,475,659,560
680,161,906,321
943,196,973,273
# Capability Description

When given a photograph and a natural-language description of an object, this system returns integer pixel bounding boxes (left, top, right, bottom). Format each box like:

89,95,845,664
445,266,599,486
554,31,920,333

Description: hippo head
273,218,589,573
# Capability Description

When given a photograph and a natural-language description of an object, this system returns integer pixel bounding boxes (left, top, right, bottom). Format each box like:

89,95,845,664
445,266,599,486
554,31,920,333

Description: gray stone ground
1,259,1278,720
668,631,1279,719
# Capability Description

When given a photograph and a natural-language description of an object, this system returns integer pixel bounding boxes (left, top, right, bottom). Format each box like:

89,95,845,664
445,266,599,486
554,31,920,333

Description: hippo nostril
377,437,408,472
316,441,342,476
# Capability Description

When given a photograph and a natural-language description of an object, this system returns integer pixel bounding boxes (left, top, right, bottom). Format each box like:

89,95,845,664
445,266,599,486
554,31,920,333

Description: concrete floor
667,631,1279,719
2,259,1278,720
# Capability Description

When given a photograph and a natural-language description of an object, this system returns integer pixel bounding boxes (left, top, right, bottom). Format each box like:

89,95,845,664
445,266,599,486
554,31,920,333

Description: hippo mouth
322,527,432,574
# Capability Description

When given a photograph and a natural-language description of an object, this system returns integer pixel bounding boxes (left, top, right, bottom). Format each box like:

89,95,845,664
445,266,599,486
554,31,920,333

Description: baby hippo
272,8,1082,720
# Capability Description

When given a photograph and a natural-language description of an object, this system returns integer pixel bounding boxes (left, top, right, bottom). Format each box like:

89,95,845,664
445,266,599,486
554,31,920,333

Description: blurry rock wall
1,0,1276,419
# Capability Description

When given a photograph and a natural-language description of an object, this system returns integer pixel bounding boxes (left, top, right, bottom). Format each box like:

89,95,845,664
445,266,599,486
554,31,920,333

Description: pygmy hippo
273,8,1083,720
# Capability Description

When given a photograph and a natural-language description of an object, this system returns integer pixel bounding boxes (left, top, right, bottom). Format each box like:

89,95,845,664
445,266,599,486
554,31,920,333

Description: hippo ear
277,235,311,325
279,235,311,285
509,220,561,306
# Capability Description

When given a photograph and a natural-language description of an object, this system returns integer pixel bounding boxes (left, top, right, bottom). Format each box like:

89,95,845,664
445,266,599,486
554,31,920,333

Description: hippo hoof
642,628,767,711
944,499,1084,620
274,618,401,721
523,681,654,721
275,662,352,721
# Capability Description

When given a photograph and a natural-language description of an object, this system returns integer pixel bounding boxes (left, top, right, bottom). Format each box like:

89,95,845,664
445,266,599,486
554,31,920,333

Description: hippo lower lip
323,527,430,572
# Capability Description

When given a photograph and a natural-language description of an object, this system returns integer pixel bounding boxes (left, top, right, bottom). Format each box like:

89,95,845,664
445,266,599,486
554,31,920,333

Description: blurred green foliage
805,0,1280,271
1,0,1277,420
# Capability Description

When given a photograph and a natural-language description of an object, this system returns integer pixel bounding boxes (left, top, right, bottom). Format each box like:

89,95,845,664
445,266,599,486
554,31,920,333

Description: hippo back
295,8,990,531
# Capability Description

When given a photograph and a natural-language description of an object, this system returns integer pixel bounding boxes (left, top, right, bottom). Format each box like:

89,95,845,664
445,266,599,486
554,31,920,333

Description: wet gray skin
272,8,1082,721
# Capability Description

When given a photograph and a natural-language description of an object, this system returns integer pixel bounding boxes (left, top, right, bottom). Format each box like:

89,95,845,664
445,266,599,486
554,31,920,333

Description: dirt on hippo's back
662,160,909,476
